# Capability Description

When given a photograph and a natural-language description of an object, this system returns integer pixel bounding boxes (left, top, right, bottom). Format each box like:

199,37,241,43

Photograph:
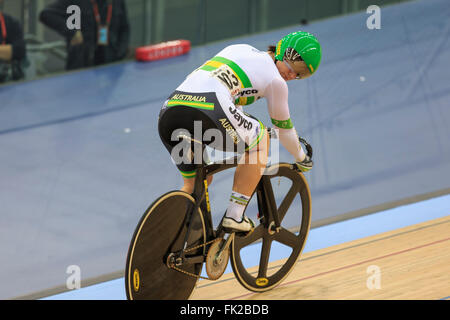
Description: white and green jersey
180,44,288,111
171,44,306,162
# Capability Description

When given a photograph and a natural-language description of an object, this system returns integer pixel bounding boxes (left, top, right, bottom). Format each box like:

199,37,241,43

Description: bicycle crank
205,233,234,280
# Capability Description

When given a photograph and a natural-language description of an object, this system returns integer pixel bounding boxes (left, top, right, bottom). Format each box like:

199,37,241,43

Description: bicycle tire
125,191,207,300
230,163,311,292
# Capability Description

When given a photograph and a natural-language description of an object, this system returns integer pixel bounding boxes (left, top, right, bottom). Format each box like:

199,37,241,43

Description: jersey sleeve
265,78,306,162
265,77,290,122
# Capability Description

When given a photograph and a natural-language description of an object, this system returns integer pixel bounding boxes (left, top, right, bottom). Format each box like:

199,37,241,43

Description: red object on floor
135,40,191,62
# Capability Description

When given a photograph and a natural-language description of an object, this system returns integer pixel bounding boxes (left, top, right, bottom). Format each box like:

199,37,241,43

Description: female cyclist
158,31,321,233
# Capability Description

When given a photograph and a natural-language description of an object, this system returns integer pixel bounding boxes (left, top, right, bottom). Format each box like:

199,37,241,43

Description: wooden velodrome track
190,216,450,300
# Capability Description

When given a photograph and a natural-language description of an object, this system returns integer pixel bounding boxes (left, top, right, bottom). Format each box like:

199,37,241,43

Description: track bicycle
125,128,313,299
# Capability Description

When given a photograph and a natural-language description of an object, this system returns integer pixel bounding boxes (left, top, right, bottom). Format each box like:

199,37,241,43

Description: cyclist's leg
232,129,269,195
216,94,269,231
158,95,217,194
181,175,213,194
223,127,269,230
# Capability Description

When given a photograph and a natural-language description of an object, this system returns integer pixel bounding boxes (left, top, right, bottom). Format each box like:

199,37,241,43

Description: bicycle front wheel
230,163,311,292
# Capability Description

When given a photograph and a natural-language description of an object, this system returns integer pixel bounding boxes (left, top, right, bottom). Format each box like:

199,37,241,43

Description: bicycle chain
168,239,217,280
169,228,256,280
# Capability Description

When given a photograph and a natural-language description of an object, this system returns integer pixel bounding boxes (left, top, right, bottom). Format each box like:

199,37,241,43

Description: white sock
225,191,250,221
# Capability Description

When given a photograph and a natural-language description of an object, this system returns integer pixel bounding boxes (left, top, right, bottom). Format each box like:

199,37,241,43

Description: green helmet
275,31,322,74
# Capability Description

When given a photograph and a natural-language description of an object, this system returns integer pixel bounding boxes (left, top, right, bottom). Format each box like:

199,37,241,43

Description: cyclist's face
281,60,312,80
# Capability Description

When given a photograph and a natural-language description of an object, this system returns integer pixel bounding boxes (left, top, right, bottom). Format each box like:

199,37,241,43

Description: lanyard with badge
91,0,113,46
0,12,6,45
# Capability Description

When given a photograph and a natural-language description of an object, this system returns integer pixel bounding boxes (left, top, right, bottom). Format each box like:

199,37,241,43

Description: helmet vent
284,47,303,62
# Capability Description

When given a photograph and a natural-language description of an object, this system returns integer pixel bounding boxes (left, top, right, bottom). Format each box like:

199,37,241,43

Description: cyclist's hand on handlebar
294,137,313,172
295,155,313,172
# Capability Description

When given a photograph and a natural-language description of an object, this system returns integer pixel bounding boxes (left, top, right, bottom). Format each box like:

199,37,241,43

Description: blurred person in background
0,0,26,84
39,0,130,71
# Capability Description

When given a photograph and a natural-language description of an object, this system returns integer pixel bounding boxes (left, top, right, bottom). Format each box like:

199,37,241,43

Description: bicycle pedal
221,226,253,236
240,227,254,237
221,226,235,234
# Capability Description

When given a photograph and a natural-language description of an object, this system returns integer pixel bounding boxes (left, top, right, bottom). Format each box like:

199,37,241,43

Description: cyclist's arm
265,78,306,162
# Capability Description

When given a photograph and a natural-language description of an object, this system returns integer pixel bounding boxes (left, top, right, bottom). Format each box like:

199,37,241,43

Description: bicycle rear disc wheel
125,191,206,300
230,163,311,292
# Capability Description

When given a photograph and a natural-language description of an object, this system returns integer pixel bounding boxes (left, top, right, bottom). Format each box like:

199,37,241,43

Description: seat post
192,165,205,200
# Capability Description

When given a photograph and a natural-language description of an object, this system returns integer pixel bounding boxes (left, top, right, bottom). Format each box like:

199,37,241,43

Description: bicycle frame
178,153,280,263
